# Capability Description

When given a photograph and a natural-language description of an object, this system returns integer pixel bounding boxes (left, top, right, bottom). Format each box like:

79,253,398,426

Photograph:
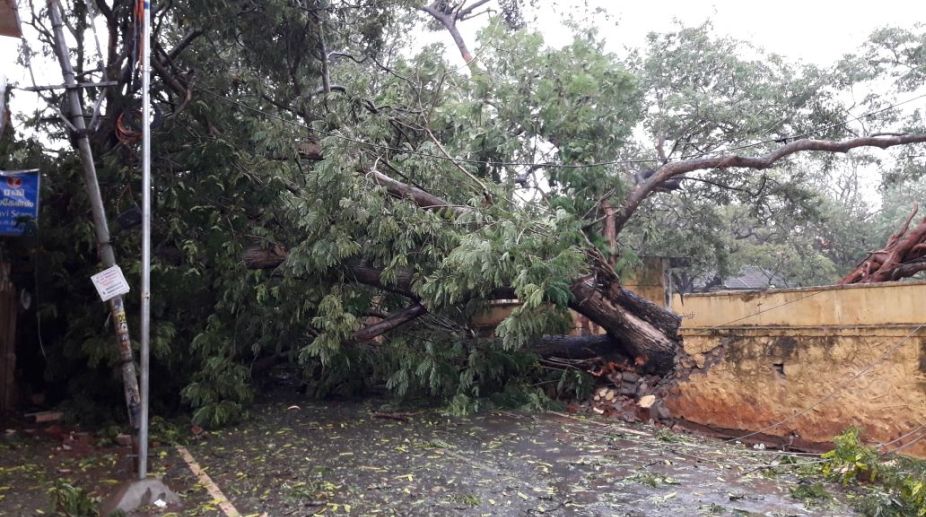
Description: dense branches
11,0,926,424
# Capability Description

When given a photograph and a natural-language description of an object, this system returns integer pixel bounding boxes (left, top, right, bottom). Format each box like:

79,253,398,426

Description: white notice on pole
90,265,131,302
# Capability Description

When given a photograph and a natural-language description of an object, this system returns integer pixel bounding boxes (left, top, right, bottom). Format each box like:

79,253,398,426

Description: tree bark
840,205,926,284
350,304,427,343
614,135,926,235
568,276,677,374
369,168,472,216
243,245,679,372
419,1,488,67
531,335,625,360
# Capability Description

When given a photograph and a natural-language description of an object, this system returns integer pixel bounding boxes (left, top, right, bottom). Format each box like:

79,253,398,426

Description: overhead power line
197,88,926,171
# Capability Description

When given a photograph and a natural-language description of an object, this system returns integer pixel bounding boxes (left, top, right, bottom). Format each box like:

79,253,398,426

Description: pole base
100,478,179,515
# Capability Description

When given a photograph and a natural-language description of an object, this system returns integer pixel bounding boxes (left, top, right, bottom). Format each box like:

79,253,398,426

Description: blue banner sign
0,169,40,236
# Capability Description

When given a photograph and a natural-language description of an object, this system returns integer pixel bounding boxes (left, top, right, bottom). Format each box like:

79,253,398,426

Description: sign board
0,169,40,236
90,265,131,302
0,0,23,38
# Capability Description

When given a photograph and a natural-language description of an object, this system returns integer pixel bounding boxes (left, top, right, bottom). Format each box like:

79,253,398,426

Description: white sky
4,1,925,84
553,0,924,65
412,0,926,66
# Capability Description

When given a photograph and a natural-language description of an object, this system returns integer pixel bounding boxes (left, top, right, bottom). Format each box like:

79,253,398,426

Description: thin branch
314,9,331,94
367,166,473,217
680,176,755,195
423,126,492,202
457,0,492,19
167,29,204,60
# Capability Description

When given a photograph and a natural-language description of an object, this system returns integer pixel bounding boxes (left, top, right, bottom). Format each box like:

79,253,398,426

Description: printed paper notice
90,266,131,302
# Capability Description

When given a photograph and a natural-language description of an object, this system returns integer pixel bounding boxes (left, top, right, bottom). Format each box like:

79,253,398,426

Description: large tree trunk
531,335,625,360
568,276,678,374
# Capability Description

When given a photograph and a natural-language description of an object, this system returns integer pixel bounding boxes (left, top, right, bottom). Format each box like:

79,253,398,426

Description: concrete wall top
672,279,926,328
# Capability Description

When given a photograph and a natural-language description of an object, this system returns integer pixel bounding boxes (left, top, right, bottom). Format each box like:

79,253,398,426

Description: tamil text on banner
0,169,40,236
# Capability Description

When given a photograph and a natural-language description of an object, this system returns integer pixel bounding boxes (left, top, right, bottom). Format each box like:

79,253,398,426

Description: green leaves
16,0,926,429
181,357,254,428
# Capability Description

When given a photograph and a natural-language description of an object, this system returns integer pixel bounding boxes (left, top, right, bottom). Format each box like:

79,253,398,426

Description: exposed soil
1,399,858,515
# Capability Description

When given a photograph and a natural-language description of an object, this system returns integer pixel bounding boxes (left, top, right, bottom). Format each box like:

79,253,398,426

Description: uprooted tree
8,0,926,424
243,6,926,376
840,204,926,283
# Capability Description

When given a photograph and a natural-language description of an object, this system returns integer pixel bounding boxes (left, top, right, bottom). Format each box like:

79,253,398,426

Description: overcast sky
411,0,926,66
551,0,924,65
4,1,925,84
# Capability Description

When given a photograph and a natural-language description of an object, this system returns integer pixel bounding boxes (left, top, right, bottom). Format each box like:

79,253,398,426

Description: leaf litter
2,398,862,515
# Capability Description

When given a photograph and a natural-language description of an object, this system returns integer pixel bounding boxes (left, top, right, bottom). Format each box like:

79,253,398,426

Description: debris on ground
6,398,917,515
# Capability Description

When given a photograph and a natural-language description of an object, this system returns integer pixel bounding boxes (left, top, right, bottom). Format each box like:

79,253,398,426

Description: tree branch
891,257,926,279
614,134,926,234
367,167,473,216
350,303,428,343
423,126,492,202
167,29,203,60
457,0,492,19
419,1,476,66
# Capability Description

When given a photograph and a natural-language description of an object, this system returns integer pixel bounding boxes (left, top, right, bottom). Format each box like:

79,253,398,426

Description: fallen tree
18,0,926,425
840,204,926,284
239,4,926,378
245,132,926,375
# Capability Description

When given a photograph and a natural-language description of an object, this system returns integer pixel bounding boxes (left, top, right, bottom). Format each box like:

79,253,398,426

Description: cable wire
724,323,925,444
877,421,926,451
198,87,926,171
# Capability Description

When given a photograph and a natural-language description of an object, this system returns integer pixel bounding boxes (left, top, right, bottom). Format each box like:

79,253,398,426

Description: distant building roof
723,266,785,290
693,266,787,292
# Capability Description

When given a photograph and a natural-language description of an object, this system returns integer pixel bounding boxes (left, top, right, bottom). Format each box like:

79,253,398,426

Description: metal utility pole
47,0,141,429
138,0,152,480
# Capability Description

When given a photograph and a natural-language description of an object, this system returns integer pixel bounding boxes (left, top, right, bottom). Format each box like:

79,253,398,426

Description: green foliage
789,481,833,506
48,481,99,516
149,415,186,445
8,1,926,428
182,357,253,428
554,368,595,400
817,428,926,517
900,476,926,516
654,428,683,443
488,382,560,412
821,427,882,483
625,471,679,487
450,493,481,507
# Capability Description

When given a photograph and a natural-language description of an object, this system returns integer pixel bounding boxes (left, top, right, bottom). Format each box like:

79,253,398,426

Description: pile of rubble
589,368,672,423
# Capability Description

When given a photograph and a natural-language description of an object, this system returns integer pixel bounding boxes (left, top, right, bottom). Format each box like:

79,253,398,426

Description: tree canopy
2,1,925,426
